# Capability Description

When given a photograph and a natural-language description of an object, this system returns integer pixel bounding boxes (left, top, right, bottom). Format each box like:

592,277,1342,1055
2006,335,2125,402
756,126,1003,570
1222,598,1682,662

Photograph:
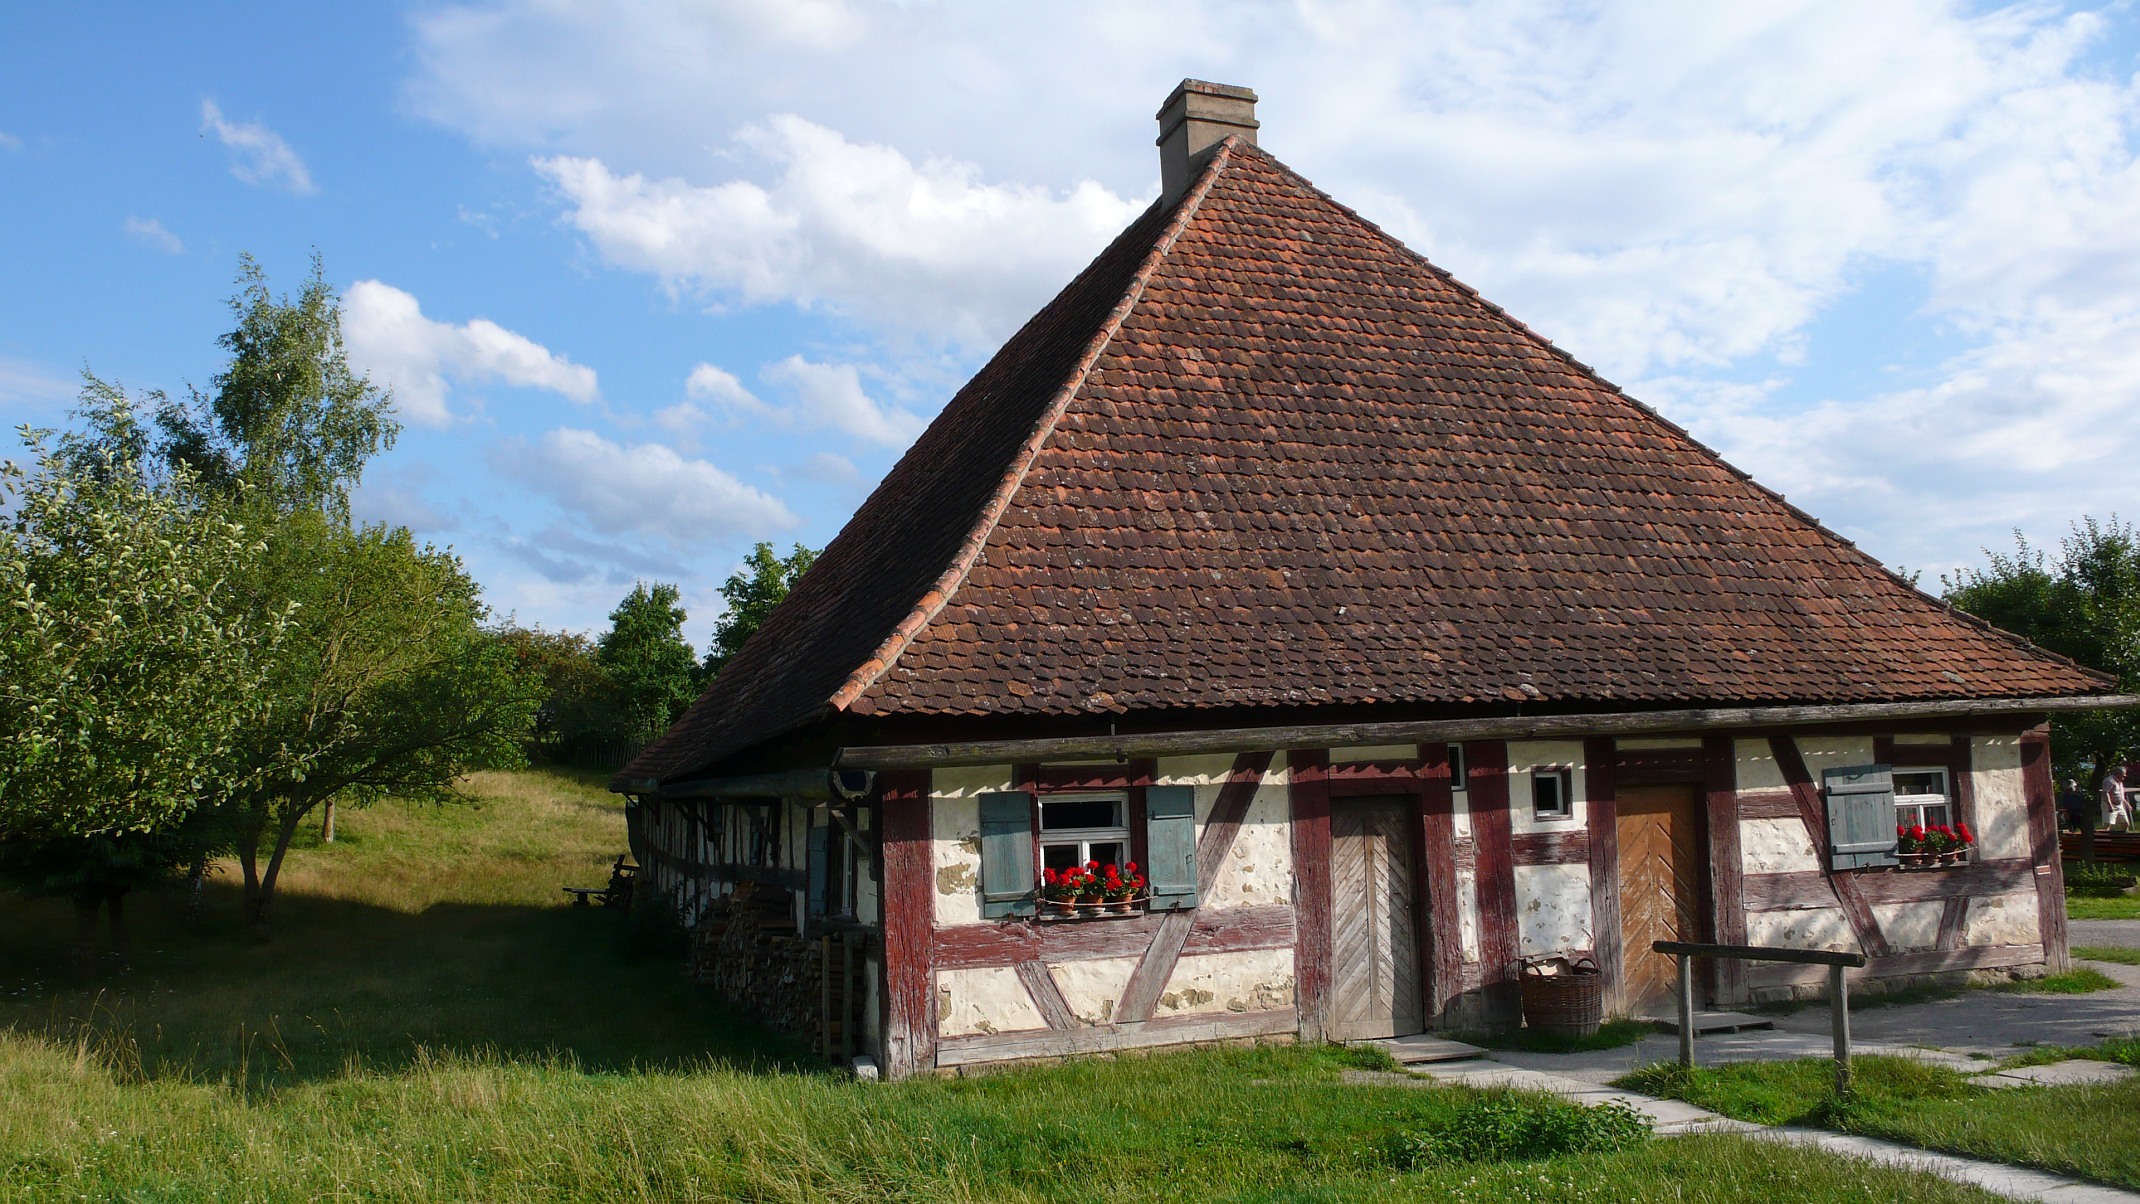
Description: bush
2066,863,2138,899
1388,1092,1650,1167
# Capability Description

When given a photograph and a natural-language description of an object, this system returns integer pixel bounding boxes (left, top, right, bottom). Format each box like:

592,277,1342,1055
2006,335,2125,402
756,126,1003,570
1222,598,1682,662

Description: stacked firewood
689,883,823,1039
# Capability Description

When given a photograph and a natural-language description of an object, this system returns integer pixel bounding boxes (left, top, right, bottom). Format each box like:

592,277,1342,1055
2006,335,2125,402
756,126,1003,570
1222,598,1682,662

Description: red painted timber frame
2021,727,2072,973
1287,749,1334,1043
1417,743,1464,1023
1466,740,1521,1027
1583,738,1624,1015
1771,735,1892,959
877,768,934,1079
1703,735,1747,1002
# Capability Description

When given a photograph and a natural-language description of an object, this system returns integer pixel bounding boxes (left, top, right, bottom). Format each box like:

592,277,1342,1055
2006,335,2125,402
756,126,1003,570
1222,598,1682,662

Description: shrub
1388,1092,1650,1167
2066,863,2137,899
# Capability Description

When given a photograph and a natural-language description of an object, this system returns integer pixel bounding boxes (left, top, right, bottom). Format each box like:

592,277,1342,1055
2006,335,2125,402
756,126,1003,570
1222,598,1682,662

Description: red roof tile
621,139,2104,787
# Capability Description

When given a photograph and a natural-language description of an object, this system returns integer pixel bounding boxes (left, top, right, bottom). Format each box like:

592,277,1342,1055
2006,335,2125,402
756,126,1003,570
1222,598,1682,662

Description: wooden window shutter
978,791,1037,918
806,823,829,916
1823,764,1899,871
1144,784,1199,910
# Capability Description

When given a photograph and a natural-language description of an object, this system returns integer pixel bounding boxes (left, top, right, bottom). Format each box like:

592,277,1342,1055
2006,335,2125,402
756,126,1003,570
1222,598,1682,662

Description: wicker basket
1520,955,1603,1038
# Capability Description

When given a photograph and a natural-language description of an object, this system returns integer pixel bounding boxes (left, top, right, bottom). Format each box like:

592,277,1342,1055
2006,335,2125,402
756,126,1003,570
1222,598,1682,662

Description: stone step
1646,1010,1777,1035
1358,1034,1489,1065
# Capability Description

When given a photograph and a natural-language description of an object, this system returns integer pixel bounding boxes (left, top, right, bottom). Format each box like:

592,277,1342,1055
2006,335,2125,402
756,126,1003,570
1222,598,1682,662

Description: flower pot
1109,901,1134,914
1049,901,1077,916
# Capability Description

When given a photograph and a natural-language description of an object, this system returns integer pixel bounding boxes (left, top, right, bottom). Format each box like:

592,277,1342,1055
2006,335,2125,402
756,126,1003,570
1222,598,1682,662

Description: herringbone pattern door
1330,798,1422,1040
1615,784,1704,1015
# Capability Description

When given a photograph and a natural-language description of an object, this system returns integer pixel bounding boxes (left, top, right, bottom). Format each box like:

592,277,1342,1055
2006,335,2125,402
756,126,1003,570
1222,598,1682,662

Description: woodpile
688,884,867,1057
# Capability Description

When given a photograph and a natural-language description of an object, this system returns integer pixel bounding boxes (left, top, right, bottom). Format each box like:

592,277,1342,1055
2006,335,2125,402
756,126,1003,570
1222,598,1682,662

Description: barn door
1615,784,1705,1016
1330,796,1423,1040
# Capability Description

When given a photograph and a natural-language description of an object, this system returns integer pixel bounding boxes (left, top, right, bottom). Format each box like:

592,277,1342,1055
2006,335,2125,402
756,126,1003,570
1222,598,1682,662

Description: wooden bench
564,857,638,908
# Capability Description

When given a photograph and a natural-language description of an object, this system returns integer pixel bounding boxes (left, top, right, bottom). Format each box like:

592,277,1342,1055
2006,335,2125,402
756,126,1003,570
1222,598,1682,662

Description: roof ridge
1226,142,2101,683
821,139,1243,714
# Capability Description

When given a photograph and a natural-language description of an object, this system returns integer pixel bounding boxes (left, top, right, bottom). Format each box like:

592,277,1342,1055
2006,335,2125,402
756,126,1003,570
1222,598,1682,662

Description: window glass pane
1533,770,1569,817
1087,841,1125,870
1042,844,1083,872
1894,770,1946,798
1040,798,1121,831
1449,744,1468,789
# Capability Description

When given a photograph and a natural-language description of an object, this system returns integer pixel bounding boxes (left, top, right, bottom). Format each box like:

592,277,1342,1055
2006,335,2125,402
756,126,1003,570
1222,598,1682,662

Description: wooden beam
2021,728,2071,973
877,769,935,1080
1014,961,1077,1030
1288,748,1334,1044
1510,830,1590,865
1113,751,1275,1024
1583,737,1625,1017
1743,858,2037,912
831,696,2137,770
1418,742,1463,1022
932,904,1296,970
1771,736,1891,959
1750,942,2048,987
1704,736,1747,1002
1934,896,1969,952
934,1006,1301,1068
1467,740,1522,1027
1738,790,1802,820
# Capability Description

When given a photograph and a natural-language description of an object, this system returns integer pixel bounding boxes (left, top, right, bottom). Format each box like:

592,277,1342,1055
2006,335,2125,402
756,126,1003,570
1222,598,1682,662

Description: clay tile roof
620,138,2106,788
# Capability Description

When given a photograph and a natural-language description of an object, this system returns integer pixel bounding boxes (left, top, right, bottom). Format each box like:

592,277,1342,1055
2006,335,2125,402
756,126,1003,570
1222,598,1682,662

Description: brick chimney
1156,80,1258,205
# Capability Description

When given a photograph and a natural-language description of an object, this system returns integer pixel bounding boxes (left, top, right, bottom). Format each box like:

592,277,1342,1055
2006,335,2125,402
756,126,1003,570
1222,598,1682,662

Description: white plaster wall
1964,891,2041,947
1048,955,1142,1025
1158,754,1292,910
1797,735,1878,780
1747,906,1857,952
1736,739,1786,792
1872,901,1945,952
1513,863,1593,957
1457,864,1481,961
937,966,1046,1037
1156,949,1297,1016
1971,735,2031,862
1330,744,1416,762
1741,817,1821,875
1454,787,1473,839
930,765,1012,927
1621,737,1704,750
1507,740,1588,834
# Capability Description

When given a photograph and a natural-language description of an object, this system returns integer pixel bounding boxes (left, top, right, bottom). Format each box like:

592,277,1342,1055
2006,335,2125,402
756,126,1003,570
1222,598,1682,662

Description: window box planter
1038,896,1150,920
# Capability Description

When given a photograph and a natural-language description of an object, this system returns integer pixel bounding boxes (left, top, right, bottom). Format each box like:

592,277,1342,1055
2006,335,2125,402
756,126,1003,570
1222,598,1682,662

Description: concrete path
2070,920,2140,950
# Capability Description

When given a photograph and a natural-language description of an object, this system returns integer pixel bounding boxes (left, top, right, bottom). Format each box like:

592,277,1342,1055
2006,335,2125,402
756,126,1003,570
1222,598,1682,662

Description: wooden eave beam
832,695,2139,770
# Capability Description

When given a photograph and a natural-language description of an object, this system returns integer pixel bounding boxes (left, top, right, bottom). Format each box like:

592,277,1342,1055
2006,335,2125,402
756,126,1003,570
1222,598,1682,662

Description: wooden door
1615,784,1705,1015
1330,797,1423,1040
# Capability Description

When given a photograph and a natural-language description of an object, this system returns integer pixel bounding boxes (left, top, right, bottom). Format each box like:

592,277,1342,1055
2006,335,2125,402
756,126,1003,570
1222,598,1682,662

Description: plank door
1330,796,1423,1040
1615,784,1705,1015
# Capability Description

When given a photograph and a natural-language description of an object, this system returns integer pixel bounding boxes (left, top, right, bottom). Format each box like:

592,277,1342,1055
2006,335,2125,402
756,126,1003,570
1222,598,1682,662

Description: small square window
1894,767,1951,830
1038,792,1131,874
1448,744,1468,792
1531,768,1573,820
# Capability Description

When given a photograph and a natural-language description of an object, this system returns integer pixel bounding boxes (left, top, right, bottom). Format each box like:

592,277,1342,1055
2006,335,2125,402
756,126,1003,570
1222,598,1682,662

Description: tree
1944,518,2140,856
703,542,818,678
495,625,628,763
599,582,698,740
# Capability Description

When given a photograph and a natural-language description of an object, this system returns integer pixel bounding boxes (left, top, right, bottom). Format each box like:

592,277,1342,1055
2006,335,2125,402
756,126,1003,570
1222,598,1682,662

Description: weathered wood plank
1510,829,1590,865
878,769,936,1080
1704,736,1747,1001
1583,737,1625,1017
1745,942,2047,987
1737,789,1803,820
831,698,2121,770
932,905,1296,970
1467,740,1521,1026
1183,904,1297,956
1743,858,2035,912
934,1007,1301,1067
1288,749,1334,1043
1015,960,1077,1030
1771,735,1891,959
1935,895,1968,952
1419,742,1463,1022
2021,728,2070,973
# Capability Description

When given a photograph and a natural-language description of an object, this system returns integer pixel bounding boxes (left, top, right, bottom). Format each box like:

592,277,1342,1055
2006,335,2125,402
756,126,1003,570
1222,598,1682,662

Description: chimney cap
1155,79,1260,141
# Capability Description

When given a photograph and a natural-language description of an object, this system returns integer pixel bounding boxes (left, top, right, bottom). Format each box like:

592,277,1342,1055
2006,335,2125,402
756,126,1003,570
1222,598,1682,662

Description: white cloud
494,427,797,548
759,354,922,446
341,280,599,425
0,356,71,409
532,117,1146,346
199,99,317,195
787,451,860,485
684,362,767,414
122,216,183,254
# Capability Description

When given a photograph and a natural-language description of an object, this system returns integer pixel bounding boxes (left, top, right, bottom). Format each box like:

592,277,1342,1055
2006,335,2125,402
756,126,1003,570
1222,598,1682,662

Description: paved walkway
2069,919,2140,950
1355,954,2140,1201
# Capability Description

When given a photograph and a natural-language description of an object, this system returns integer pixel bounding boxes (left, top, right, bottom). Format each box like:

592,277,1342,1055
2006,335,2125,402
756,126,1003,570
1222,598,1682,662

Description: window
1448,744,1469,792
1531,767,1573,820
1893,768,1951,830
1039,792,1130,873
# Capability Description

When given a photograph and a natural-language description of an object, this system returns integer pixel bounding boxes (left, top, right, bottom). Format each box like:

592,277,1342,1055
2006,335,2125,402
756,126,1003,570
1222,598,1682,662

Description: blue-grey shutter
806,823,829,915
1823,764,1899,871
1145,785,1199,911
979,791,1036,918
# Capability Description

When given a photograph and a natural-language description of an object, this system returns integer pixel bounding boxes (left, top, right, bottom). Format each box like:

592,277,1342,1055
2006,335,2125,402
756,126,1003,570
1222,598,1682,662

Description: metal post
1677,953,1696,1068
1829,962,1851,1096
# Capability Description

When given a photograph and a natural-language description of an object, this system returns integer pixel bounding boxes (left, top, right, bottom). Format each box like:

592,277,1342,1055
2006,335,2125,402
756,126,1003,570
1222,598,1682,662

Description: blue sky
5,2,2140,649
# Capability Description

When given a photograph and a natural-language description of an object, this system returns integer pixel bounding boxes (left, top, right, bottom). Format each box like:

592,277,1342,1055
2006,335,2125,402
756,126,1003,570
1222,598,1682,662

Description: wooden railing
1653,940,1869,1092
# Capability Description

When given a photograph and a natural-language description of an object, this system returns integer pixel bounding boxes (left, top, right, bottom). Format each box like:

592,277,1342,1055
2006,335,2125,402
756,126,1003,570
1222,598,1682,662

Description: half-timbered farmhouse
616,81,2124,1079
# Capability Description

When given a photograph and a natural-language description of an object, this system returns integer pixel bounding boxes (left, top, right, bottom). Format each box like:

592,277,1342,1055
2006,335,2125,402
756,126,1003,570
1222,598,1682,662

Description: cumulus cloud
199,99,316,195
532,117,1146,346
493,427,797,550
758,355,921,446
122,216,183,254
341,280,599,425
684,362,767,414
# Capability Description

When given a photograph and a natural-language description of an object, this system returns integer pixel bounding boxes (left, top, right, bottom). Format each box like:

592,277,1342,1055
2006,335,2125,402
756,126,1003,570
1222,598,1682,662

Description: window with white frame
1039,792,1131,873
1448,744,1468,792
1531,767,1574,820
1893,768,1952,829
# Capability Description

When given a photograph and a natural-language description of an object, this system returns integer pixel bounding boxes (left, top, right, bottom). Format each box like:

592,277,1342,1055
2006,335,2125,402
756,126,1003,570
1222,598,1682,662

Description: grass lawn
1621,1055,2140,1192
2076,945,2140,966
0,770,2008,1201
2068,895,2140,920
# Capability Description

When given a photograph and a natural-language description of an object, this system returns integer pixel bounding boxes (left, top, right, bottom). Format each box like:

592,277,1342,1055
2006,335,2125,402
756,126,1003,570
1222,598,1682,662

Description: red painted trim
932,904,1298,970
1583,737,1624,1016
1466,740,1521,1026
1737,790,1802,819
1744,858,2034,910
2021,727,2070,972
1770,736,1892,959
1327,760,1423,794
877,768,935,1079
1510,830,1590,865
1022,760,1157,792
1703,735,1747,1002
1288,748,1334,1043
1949,735,1976,834
1418,742,1463,1023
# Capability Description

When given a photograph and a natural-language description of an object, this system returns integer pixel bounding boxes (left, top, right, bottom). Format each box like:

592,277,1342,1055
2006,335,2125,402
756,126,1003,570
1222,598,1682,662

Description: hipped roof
621,139,2105,789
